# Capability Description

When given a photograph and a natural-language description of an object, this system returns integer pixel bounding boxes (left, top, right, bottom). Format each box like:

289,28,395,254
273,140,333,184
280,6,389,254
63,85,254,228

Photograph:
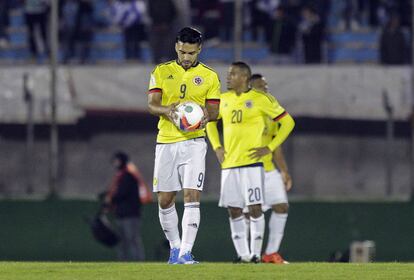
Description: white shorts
242,169,288,213
219,165,264,209
153,137,207,192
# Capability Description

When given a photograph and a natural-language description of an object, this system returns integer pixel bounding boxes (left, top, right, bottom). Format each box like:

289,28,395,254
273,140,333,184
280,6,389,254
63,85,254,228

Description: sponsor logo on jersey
167,74,174,79
245,100,253,108
193,76,203,86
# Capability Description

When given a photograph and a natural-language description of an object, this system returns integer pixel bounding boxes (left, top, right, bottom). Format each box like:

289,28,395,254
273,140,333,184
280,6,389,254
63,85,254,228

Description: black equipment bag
89,212,120,247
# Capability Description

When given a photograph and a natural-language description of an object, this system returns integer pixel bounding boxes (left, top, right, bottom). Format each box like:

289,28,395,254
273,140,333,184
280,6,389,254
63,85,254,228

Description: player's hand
166,102,179,123
215,147,225,164
200,106,210,128
248,146,271,160
280,170,292,191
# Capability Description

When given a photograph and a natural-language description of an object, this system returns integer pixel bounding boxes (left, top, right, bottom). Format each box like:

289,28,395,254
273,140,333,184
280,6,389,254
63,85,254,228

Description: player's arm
206,121,225,164
204,72,221,122
206,101,219,121
273,147,292,191
147,90,178,123
267,113,294,151
250,112,295,160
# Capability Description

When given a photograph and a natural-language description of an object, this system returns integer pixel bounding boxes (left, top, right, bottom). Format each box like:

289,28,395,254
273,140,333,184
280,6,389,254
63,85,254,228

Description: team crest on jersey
245,100,253,108
193,76,203,86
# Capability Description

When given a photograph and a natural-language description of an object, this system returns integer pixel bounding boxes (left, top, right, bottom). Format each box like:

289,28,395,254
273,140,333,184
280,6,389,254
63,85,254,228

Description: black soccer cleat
250,255,261,263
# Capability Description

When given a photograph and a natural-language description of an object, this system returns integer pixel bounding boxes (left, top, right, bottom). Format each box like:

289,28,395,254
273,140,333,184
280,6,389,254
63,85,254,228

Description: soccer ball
174,101,205,132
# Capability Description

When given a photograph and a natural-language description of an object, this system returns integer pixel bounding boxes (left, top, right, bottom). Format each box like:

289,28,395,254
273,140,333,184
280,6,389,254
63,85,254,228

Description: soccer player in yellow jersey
206,62,294,263
147,27,220,264
249,73,292,264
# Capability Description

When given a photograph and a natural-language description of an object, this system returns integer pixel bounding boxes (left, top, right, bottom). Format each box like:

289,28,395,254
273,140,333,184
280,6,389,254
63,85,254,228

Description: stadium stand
327,30,379,64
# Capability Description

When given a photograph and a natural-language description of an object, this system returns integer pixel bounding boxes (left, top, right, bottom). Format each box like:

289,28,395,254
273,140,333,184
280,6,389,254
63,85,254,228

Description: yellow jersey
148,60,220,143
207,88,286,169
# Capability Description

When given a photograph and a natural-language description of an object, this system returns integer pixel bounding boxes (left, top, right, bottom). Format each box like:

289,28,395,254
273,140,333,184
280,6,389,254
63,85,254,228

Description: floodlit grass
0,262,413,280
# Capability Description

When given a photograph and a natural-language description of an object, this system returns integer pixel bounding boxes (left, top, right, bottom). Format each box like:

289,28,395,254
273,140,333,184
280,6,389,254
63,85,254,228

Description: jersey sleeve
206,121,222,150
260,94,286,121
206,72,221,104
148,66,162,94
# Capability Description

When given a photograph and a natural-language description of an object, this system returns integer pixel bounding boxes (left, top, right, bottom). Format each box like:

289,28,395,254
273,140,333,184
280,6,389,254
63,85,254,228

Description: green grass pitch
1,262,413,280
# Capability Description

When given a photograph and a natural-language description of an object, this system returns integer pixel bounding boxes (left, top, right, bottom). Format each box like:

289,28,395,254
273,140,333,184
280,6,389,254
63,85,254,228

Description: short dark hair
112,151,129,165
231,61,252,78
176,27,203,45
250,73,263,81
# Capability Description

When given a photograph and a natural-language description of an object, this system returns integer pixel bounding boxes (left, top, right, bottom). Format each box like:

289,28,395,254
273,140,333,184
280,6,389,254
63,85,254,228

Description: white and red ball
174,101,204,132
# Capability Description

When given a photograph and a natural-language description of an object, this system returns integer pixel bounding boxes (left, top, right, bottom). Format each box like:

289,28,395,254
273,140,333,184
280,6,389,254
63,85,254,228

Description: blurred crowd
0,0,411,64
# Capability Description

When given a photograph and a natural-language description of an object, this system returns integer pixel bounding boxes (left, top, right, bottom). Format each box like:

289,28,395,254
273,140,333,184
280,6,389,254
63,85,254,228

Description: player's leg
153,143,182,264
177,138,206,264
220,168,251,262
178,188,201,263
247,204,265,262
243,211,250,240
228,206,251,262
262,170,289,264
244,166,265,262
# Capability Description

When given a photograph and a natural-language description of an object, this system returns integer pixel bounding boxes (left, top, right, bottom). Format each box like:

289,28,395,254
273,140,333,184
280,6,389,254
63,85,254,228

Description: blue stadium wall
0,200,413,262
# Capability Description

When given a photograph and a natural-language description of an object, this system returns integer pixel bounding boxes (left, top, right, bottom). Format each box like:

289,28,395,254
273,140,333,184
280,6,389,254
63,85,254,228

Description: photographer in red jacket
106,151,145,261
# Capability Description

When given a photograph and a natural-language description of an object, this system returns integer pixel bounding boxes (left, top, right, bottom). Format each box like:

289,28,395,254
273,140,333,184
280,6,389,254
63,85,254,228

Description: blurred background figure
196,0,221,46
299,5,324,64
172,0,191,31
268,5,297,64
147,0,177,64
62,0,95,64
379,13,408,65
219,0,235,41
105,151,145,261
249,0,275,43
0,0,11,49
107,0,149,62
23,0,50,61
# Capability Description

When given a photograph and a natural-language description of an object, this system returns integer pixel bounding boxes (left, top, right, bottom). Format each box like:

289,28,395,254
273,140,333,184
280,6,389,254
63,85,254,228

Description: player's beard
182,61,193,69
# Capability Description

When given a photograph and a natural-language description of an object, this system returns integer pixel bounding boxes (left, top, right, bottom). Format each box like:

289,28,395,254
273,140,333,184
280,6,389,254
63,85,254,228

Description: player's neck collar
176,59,199,70
234,86,251,95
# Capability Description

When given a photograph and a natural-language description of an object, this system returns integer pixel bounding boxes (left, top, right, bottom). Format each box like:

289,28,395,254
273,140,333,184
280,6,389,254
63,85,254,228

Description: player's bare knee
183,189,200,203
157,192,176,209
228,207,243,219
273,203,289,214
248,204,263,218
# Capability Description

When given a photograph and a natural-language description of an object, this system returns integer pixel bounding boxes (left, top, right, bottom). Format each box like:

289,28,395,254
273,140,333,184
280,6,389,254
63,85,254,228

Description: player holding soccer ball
206,62,294,263
147,27,220,264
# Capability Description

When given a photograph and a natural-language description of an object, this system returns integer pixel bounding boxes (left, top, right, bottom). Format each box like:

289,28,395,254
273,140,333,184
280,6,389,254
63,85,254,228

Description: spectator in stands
198,0,221,46
62,0,95,64
0,0,11,49
299,6,324,64
105,151,145,261
268,5,297,64
107,0,149,62
379,13,407,65
249,0,275,43
147,0,177,64
24,0,50,61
